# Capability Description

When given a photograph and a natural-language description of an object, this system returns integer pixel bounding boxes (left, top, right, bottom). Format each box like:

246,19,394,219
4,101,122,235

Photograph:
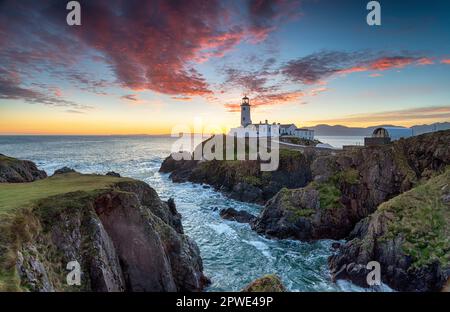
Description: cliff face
0,169,207,292
0,154,47,183
329,169,450,291
253,130,450,240
160,148,326,204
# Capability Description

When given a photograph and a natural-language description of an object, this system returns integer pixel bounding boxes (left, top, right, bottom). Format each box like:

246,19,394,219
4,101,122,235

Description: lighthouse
240,96,252,127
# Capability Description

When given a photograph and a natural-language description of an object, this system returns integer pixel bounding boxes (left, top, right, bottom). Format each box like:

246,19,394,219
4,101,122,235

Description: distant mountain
310,122,450,136
411,122,450,135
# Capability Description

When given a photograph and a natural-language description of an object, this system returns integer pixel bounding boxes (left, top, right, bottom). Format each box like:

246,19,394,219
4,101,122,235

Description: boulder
219,208,256,224
53,167,77,175
242,274,285,292
106,171,121,177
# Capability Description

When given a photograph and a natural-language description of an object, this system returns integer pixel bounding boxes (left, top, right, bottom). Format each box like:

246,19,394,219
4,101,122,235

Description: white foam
242,240,274,261
207,223,237,237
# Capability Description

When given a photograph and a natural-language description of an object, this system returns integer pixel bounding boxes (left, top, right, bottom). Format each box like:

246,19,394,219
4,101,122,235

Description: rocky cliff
160,147,328,204
329,169,450,291
0,161,208,292
0,154,47,183
253,130,450,240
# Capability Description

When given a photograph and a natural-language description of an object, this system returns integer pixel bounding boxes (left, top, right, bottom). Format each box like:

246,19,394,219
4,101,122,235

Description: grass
0,172,135,291
379,168,450,268
277,188,316,222
311,169,360,210
0,173,132,214
0,154,23,165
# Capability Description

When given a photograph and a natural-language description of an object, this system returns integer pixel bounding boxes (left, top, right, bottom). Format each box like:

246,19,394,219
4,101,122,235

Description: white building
228,96,314,140
279,124,297,136
295,128,314,140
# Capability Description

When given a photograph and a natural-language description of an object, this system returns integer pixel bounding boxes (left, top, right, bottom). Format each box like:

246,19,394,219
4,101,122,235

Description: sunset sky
1,0,450,135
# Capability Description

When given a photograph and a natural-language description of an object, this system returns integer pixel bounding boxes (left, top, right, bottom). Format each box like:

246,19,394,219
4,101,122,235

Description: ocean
0,135,387,292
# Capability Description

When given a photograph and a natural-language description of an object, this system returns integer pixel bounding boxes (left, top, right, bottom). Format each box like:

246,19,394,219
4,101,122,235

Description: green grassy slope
0,173,132,214
378,168,450,268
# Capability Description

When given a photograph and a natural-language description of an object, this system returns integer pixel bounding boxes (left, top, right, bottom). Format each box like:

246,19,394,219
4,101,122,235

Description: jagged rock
329,169,450,291
106,171,121,177
53,167,77,175
0,154,47,183
254,130,450,241
331,242,341,250
253,186,352,240
230,182,263,203
1,173,207,292
159,141,322,204
219,208,256,224
242,274,285,292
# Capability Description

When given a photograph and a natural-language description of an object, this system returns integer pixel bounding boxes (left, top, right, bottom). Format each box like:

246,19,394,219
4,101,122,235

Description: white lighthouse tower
240,96,252,127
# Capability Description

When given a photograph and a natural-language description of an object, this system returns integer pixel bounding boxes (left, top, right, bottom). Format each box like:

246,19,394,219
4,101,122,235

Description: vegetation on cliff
329,168,450,291
378,168,449,269
0,166,207,292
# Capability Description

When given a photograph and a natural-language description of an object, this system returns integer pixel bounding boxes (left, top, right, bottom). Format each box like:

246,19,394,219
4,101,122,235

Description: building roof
279,124,296,129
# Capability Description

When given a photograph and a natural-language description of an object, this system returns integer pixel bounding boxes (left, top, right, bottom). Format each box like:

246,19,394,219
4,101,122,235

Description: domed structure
372,127,389,138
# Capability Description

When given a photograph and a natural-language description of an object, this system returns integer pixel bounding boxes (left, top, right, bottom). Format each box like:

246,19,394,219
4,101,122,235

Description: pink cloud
225,91,304,112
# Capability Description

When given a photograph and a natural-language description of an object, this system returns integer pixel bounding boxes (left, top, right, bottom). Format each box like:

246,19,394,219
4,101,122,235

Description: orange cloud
441,59,450,64
309,87,328,96
368,57,417,71
336,66,368,75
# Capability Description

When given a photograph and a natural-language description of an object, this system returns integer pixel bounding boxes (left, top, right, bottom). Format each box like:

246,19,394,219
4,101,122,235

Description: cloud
282,51,434,85
441,59,450,64
309,87,328,96
224,90,304,112
121,94,139,102
65,109,86,114
282,51,362,84
0,0,300,101
367,56,421,71
311,106,450,124
0,68,91,110
61,0,297,96
171,96,193,101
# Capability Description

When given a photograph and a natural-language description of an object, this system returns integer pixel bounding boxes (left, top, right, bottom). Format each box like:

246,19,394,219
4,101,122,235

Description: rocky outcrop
53,167,77,175
160,147,327,204
106,171,121,177
252,186,352,240
329,169,450,291
0,167,208,292
253,130,450,240
219,208,256,224
0,154,47,183
242,274,285,292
